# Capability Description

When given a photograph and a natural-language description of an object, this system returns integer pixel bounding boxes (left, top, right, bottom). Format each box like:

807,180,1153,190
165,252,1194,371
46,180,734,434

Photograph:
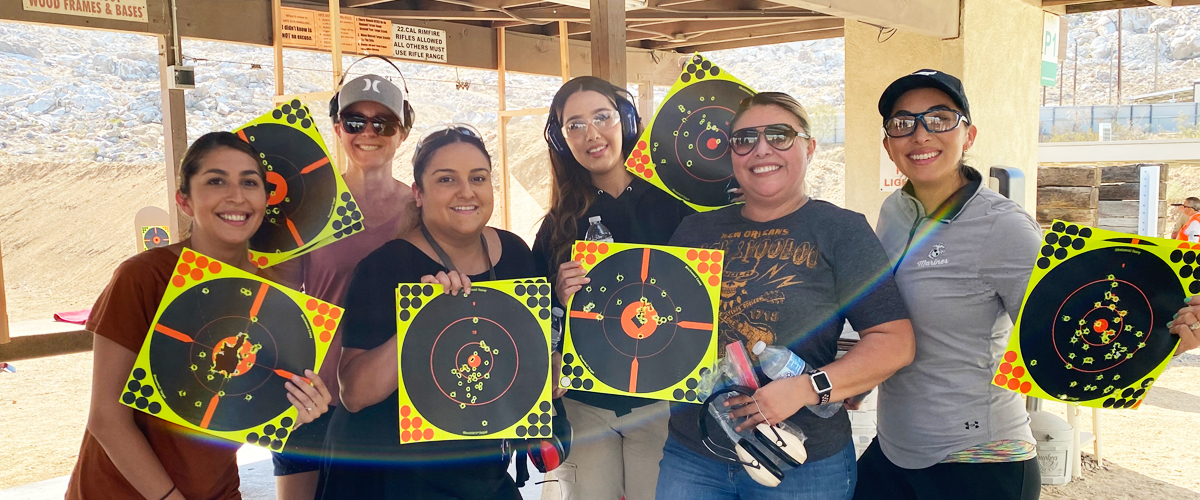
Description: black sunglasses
339,113,402,137
729,124,809,156
413,124,484,160
883,108,968,138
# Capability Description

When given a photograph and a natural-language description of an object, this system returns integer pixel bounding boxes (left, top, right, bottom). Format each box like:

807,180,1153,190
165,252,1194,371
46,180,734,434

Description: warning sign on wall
392,24,447,63
23,0,148,23
356,16,393,56
280,7,317,49
316,12,358,54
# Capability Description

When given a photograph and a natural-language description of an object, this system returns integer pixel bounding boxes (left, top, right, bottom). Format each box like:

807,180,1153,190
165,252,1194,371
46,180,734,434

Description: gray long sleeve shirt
874,167,1040,469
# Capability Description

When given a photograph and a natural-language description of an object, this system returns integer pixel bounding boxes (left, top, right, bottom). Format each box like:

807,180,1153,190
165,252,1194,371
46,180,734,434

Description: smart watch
809,370,833,404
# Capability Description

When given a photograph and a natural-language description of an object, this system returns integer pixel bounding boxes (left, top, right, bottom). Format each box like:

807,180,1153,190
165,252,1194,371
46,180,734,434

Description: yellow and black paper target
141,226,170,251
996,221,1186,409
626,53,755,212
235,100,363,268
561,242,721,403
121,249,339,450
395,279,553,443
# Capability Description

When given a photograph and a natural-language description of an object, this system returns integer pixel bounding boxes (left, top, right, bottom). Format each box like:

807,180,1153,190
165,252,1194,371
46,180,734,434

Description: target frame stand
395,279,554,444
626,53,756,212
996,221,1188,409
235,99,365,268
120,249,339,450
560,241,721,404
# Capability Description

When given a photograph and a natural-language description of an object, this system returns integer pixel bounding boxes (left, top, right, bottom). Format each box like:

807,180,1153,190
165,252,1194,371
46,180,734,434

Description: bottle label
776,356,806,379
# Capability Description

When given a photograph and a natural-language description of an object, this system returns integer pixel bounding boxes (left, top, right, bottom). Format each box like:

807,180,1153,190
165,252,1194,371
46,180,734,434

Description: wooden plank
1038,165,1099,187
1098,217,1140,233
591,0,627,87
559,20,571,83
0,0,169,36
1036,208,1098,226
1098,200,1139,218
1101,165,1140,183
158,34,188,241
497,27,511,230
1099,182,1141,201
273,0,285,95
1037,187,1097,208
0,321,92,362
273,91,336,105
498,107,550,118
0,236,8,344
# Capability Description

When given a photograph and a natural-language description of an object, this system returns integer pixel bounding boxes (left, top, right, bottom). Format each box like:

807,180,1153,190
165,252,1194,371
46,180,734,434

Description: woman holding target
531,76,695,500
855,70,1043,500
317,125,539,499
259,68,419,500
67,132,332,500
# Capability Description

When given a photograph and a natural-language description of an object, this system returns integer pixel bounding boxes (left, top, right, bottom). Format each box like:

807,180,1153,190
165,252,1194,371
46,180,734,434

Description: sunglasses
414,124,484,159
562,110,621,139
339,113,402,137
883,108,968,138
729,124,809,156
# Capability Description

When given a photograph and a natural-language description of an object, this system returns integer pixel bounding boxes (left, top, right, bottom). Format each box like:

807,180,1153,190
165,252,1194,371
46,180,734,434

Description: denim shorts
655,435,856,500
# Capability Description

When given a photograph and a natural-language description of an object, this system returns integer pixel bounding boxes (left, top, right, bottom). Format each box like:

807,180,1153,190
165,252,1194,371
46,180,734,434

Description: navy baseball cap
878,69,970,123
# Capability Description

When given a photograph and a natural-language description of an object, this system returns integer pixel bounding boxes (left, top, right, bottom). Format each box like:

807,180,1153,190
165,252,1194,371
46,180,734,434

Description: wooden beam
1065,1,1155,13
330,0,347,170
157,33,188,241
671,26,841,52
273,0,285,95
497,27,511,230
559,20,572,82
0,236,8,345
361,7,821,21
499,107,552,117
592,0,628,87
348,0,403,6
647,18,841,50
273,91,338,105
1042,0,1109,6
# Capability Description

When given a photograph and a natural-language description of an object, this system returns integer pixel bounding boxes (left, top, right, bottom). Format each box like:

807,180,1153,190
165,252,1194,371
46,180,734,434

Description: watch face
812,372,832,393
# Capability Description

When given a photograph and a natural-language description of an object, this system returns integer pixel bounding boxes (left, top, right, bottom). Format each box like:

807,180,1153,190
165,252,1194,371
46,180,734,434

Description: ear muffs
328,54,416,129
735,438,784,487
752,422,807,467
526,398,572,473
545,87,640,164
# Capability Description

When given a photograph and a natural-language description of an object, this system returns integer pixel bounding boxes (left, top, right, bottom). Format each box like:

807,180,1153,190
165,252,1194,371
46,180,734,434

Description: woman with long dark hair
67,132,332,500
531,76,694,499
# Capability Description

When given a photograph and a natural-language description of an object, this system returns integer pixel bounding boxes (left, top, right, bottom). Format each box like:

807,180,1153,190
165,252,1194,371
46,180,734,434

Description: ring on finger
1190,323,1200,331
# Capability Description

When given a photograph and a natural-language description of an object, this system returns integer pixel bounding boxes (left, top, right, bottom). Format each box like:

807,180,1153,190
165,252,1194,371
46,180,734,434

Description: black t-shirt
318,229,536,500
532,177,696,415
667,200,909,463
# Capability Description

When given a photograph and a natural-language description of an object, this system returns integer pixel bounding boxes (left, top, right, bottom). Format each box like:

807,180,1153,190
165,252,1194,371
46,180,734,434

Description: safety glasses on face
339,113,402,137
729,124,809,156
562,109,621,139
884,108,968,138
413,123,484,159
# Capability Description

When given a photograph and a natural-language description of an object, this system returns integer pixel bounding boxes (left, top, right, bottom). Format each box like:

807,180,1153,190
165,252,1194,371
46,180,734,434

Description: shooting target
627,53,755,212
142,226,170,251
561,242,721,403
996,221,1187,409
235,100,364,268
121,249,338,448
396,279,552,443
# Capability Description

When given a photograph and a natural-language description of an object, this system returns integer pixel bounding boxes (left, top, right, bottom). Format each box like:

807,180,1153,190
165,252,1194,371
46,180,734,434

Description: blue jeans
655,435,856,500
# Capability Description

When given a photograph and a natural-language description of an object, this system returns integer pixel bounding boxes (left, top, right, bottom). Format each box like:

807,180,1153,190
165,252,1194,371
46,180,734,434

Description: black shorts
853,438,1041,500
272,410,333,476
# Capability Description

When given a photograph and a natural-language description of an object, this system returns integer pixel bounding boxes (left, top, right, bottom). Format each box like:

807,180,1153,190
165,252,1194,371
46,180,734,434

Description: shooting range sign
235,100,364,268
395,280,553,443
995,221,1186,409
120,249,338,449
561,242,721,403
627,53,755,212
23,0,148,23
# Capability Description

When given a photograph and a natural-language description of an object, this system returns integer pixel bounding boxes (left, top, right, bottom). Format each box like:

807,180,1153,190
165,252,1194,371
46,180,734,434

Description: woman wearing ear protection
853,70,1043,500
657,92,914,500
259,69,418,499
531,76,695,499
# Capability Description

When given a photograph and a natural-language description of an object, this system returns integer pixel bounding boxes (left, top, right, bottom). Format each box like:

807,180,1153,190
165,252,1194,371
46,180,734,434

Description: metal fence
1040,103,1200,141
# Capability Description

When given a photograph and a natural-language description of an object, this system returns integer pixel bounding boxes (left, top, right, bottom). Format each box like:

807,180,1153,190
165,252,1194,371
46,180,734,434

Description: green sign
1042,13,1060,87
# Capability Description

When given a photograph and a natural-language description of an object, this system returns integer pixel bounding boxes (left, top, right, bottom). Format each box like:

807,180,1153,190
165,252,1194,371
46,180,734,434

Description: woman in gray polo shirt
853,70,1042,500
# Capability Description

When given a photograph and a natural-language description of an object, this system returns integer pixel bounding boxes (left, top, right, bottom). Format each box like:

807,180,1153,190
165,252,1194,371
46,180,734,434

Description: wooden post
0,236,9,345
637,82,653,125
272,0,284,96
158,32,188,241
330,0,346,170
590,0,627,87
496,27,511,230
1092,407,1103,465
1067,404,1082,479
559,20,571,83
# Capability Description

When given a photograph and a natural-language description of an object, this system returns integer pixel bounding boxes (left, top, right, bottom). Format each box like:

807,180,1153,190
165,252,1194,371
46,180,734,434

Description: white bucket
1029,410,1074,485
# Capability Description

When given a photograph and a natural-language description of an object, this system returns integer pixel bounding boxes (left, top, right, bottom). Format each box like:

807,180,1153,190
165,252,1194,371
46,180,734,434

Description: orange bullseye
1093,318,1108,333
266,171,288,205
620,301,658,340
468,353,482,369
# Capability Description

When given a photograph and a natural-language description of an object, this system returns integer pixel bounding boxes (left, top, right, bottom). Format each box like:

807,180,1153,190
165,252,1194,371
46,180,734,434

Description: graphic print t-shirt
668,200,908,462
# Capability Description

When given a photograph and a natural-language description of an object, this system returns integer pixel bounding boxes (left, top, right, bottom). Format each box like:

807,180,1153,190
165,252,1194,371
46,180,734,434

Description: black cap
878,69,970,123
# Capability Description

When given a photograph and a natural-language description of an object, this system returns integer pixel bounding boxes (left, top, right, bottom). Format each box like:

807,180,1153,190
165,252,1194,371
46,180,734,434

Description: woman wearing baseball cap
854,70,1043,500
262,70,419,500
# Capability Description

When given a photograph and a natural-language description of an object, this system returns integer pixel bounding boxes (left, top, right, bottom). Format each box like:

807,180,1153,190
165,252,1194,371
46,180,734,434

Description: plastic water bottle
584,216,614,243
550,307,565,351
752,341,841,418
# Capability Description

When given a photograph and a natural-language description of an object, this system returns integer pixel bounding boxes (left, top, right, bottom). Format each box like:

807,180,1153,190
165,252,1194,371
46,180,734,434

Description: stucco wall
844,0,1043,225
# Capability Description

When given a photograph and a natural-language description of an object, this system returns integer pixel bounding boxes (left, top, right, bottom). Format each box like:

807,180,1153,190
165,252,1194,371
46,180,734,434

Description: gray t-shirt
668,200,909,462
875,174,1039,469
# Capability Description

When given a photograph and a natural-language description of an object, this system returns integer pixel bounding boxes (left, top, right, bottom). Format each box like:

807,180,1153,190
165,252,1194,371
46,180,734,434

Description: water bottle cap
751,341,766,355
551,307,564,318
589,216,602,224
